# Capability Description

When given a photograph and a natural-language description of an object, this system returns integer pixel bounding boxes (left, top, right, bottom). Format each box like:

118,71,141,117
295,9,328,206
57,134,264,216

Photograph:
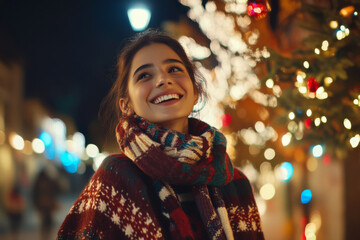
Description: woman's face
121,43,198,133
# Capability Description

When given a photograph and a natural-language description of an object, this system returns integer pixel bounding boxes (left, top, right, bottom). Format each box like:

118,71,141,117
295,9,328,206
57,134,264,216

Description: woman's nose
155,72,172,87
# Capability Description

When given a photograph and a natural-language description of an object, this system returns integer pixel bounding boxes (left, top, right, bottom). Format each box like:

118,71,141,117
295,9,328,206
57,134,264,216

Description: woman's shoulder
98,153,142,177
93,153,152,193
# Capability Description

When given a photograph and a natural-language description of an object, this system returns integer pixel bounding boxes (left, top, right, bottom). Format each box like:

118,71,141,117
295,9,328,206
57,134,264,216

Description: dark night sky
0,0,189,144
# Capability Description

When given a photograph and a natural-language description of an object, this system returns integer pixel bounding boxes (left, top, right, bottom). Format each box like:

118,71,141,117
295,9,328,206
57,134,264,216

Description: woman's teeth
154,94,180,104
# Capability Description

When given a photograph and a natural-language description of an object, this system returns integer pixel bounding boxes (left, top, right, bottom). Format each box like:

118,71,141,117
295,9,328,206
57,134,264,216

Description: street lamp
127,4,151,31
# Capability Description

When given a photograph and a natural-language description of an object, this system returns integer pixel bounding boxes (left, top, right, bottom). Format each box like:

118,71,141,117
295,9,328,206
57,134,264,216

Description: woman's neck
157,118,189,133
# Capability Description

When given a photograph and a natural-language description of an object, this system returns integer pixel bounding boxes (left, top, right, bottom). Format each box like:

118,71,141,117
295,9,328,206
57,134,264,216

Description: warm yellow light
329,20,338,29
305,222,317,239
303,61,310,69
350,134,360,148
260,183,275,200
264,148,276,160
281,132,292,146
288,112,295,120
324,77,333,86
288,121,298,132
9,132,24,150
354,99,359,105
32,138,45,154
266,78,274,88
86,144,99,158
296,75,304,83
321,116,327,123
336,30,346,40
299,86,307,94
340,6,355,17
307,157,318,172
314,48,320,54
321,40,329,51
314,118,321,126
306,109,312,117
344,118,352,129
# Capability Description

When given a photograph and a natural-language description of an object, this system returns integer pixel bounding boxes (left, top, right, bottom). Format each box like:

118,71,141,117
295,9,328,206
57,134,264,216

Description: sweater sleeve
57,154,166,240
221,168,265,240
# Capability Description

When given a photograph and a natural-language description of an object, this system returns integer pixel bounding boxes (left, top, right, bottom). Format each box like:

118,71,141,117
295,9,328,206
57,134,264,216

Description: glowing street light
128,5,151,31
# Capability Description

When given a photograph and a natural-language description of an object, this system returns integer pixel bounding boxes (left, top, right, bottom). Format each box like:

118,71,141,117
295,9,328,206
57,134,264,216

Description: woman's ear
119,98,134,116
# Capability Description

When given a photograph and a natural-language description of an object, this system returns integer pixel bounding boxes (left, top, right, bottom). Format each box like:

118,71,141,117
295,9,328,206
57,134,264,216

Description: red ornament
323,153,331,166
247,0,271,19
221,113,232,127
305,118,312,129
307,77,320,93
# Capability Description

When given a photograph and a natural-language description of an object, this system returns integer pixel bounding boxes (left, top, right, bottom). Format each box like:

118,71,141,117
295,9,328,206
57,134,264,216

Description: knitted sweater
57,154,265,239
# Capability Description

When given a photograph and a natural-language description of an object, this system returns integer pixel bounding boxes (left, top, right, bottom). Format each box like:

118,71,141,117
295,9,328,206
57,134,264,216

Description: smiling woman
57,29,265,240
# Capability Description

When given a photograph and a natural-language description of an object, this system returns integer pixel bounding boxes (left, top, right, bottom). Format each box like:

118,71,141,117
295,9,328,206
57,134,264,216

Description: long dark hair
99,29,207,136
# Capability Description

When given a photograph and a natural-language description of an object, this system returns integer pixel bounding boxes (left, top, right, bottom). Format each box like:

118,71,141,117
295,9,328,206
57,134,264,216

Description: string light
314,118,321,126
343,118,352,129
266,78,274,88
306,109,312,117
324,77,333,86
329,20,338,29
303,61,310,69
314,48,320,54
350,134,360,148
321,116,327,123
288,112,295,120
321,40,329,51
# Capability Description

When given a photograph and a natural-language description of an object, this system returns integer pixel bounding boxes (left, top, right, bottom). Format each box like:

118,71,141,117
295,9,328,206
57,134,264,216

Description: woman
57,30,265,240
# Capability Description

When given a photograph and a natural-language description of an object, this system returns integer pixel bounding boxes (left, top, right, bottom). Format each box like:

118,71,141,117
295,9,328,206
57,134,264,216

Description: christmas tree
168,0,360,239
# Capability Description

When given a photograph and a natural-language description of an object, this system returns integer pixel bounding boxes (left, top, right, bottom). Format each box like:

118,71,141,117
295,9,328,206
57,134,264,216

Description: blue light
311,144,324,157
44,146,55,160
64,163,78,174
280,162,293,181
60,151,80,174
301,189,312,204
39,131,52,147
60,151,74,166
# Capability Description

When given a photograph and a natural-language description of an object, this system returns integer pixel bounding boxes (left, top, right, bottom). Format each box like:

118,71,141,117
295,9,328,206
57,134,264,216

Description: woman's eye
137,73,150,81
169,66,183,73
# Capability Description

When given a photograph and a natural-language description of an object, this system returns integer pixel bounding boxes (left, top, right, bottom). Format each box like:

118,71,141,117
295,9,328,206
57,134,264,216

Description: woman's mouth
151,93,183,104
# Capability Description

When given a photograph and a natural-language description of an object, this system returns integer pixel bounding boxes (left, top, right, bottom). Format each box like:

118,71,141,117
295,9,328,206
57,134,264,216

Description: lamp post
127,4,151,31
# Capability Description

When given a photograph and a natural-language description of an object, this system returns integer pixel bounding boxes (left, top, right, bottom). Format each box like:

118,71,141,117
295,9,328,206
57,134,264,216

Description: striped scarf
116,115,235,239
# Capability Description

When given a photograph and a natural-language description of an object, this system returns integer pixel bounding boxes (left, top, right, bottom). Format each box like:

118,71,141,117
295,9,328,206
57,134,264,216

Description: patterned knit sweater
57,154,265,239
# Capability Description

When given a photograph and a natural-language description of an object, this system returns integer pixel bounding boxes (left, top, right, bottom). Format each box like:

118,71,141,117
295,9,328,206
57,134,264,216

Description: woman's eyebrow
163,58,184,65
132,59,184,77
133,63,153,77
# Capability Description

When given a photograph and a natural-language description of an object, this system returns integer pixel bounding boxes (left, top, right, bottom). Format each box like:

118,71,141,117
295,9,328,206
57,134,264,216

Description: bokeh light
301,189,313,204
86,144,99,158
260,183,276,200
9,132,24,150
312,144,324,157
280,162,293,181
32,138,45,154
